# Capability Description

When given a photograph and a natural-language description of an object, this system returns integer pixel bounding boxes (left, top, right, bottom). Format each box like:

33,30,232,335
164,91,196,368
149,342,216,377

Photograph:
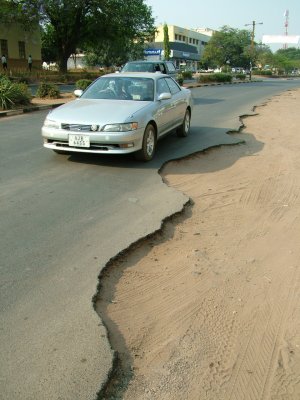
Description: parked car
42,72,193,161
231,67,245,74
121,60,178,81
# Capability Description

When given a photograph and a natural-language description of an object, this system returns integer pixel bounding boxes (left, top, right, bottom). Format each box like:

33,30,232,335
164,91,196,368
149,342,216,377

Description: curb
184,80,256,89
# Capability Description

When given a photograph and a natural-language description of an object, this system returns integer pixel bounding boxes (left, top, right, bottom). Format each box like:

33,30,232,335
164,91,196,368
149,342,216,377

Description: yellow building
146,24,213,70
0,23,41,71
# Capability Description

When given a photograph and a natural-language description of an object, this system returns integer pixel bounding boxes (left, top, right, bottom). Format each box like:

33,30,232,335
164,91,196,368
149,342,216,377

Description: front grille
61,123,92,132
47,139,121,151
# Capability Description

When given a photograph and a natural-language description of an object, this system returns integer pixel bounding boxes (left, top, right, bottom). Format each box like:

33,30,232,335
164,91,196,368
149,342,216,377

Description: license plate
69,134,90,148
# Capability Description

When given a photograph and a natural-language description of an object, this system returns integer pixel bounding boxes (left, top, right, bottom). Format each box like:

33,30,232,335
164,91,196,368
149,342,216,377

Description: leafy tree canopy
202,26,253,69
276,47,300,61
256,47,300,73
3,0,155,71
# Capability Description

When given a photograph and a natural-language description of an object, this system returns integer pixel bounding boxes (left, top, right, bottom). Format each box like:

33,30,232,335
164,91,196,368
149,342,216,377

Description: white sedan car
42,72,193,161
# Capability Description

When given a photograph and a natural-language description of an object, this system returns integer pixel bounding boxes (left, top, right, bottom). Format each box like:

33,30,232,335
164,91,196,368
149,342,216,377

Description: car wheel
177,109,191,137
135,124,156,161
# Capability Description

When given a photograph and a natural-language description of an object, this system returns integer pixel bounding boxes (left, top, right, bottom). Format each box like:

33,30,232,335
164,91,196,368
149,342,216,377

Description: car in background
121,60,178,81
231,67,246,74
42,72,192,161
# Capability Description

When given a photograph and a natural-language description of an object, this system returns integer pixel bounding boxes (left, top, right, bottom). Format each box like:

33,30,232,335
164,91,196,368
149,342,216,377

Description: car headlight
102,122,138,132
43,119,60,129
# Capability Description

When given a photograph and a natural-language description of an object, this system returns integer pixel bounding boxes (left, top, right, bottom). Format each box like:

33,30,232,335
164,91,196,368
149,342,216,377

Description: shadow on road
65,124,264,176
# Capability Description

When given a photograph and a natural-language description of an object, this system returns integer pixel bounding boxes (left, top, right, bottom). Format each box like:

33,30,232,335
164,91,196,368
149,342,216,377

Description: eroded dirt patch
96,89,300,400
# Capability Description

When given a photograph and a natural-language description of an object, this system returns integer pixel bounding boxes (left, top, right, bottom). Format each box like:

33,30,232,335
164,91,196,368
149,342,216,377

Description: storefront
144,42,200,71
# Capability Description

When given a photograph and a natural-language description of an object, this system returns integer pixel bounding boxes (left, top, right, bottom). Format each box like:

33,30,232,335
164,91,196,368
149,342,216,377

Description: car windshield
81,77,154,101
122,62,156,73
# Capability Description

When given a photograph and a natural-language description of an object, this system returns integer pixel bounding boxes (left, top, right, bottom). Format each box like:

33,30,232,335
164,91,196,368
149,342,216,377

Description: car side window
166,62,176,72
157,78,171,95
165,77,181,95
159,64,167,74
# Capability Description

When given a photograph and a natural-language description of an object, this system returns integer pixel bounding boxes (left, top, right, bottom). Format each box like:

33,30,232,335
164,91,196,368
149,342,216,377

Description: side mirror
158,92,172,101
74,89,83,97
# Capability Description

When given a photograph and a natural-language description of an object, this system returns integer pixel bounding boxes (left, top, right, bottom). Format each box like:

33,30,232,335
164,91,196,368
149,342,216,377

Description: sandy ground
96,89,300,399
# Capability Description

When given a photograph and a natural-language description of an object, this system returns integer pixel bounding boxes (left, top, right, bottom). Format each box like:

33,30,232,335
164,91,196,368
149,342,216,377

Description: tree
84,39,145,68
276,47,300,61
5,0,155,72
255,47,300,74
163,23,170,61
275,48,300,73
0,0,39,28
255,45,273,69
41,24,57,63
202,26,252,69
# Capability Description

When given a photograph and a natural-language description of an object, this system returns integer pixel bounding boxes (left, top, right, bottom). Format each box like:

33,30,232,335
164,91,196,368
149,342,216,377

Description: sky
145,0,300,52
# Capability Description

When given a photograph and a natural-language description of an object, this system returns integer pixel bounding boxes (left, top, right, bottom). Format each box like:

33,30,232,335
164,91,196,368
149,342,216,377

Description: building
0,23,42,71
144,25,214,70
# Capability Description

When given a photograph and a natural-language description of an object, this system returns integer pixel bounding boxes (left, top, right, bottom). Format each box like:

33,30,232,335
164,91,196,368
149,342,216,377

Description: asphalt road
1,78,300,400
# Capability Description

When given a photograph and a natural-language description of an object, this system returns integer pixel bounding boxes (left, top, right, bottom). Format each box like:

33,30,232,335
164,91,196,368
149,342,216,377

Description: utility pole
245,20,263,80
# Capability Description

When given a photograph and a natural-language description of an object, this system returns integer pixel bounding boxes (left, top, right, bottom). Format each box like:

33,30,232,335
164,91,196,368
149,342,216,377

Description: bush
181,70,193,80
198,73,232,84
36,82,60,98
75,79,92,91
12,82,32,105
213,73,232,83
176,74,184,85
255,70,272,76
236,73,246,80
0,77,31,110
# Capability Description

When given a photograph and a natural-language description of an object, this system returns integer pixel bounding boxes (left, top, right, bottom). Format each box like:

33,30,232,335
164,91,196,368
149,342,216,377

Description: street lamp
245,21,263,80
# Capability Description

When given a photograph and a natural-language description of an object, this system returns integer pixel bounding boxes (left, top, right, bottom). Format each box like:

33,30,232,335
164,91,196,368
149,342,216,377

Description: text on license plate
69,134,90,148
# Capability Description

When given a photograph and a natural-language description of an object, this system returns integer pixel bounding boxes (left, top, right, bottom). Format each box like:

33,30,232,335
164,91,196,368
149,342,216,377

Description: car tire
134,124,156,161
177,109,191,137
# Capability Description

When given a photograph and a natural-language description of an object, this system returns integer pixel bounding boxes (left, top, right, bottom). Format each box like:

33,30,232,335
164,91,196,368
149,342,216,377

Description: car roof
102,72,172,80
125,60,167,64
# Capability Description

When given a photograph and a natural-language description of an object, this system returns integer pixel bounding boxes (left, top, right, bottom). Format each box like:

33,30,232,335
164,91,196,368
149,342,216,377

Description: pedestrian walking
1,54,7,71
28,55,32,72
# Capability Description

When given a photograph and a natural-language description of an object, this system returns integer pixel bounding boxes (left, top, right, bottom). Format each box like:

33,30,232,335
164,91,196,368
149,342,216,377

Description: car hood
46,98,150,124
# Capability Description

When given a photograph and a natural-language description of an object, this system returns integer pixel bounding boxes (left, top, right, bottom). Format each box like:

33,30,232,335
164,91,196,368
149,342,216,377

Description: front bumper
42,126,144,154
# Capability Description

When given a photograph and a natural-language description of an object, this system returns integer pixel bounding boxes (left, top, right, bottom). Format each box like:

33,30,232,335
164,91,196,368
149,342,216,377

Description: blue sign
144,49,161,55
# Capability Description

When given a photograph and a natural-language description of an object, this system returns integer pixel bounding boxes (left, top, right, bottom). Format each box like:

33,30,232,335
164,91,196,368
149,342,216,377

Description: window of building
182,35,186,42
193,39,196,44
189,38,192,43
196,40,199,45
0,39,8,57
178,35,182,41
175,34,178,40
18,41,26,59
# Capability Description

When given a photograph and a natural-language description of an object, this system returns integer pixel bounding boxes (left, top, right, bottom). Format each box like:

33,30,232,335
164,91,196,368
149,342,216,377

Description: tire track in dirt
96,90,300,399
